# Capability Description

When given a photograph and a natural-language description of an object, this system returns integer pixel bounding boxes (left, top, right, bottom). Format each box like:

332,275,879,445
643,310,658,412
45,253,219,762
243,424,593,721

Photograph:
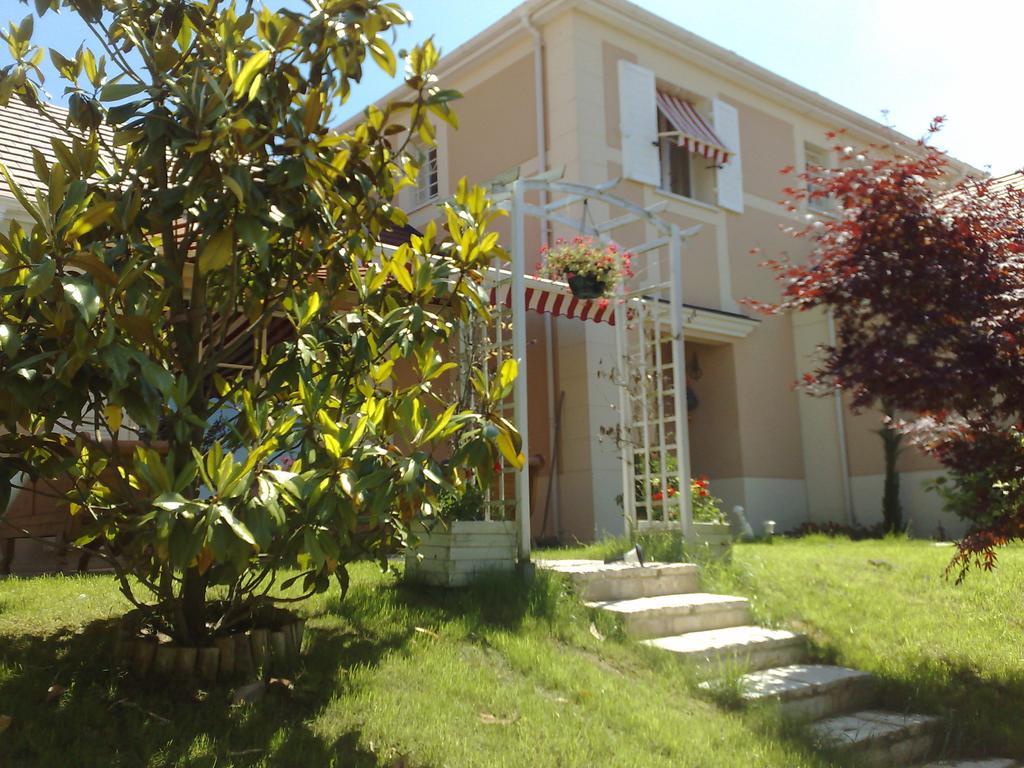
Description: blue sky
17,0,1021,175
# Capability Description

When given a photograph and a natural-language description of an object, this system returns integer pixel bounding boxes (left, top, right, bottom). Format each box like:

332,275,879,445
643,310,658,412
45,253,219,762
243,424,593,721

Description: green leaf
153,493,190,513
66,201,116,240
49,48,77,78
498,358,518,391
218,506,258,548
62,276,100,323
232,49,270,100
0,163,44,228
391,260,414,292
16,14,33,43
104,404,122,433
368,39,396,77
81,47,98,84
0,324,22,357
223,174,245,205
25,258,55,299
298,292,320,329
323,433,341,459
422,403,456,443
99,82,147,102
198,228,234,274
496,429,525,470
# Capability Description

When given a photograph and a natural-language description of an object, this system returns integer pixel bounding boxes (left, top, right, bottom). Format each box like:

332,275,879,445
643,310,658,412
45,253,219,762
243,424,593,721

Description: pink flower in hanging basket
536,239,631,297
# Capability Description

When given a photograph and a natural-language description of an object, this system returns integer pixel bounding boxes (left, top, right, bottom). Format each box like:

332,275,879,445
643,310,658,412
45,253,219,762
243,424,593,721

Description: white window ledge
804,204,841,222
652,187,722,217
407,196,441,215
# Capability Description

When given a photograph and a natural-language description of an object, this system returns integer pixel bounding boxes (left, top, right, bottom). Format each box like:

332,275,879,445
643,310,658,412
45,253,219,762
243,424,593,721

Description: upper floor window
413,145,439,207
617,60,744,213
658,112,692,199
658,112,716,204
656,91,729,206
804,143,832,213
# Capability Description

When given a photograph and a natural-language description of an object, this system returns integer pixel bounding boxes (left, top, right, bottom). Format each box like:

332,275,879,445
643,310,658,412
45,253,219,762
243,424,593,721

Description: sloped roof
986,170,1024,197
0,98,423,250
0,98,79,199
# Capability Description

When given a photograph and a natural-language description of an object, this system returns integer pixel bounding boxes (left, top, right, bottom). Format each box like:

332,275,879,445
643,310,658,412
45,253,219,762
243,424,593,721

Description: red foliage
758,121,1024,578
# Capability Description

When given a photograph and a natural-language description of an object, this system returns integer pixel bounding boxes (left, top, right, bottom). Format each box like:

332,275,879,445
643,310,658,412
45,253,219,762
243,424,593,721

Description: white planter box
689,521,732,560
404,519,517,587
634,519,733,560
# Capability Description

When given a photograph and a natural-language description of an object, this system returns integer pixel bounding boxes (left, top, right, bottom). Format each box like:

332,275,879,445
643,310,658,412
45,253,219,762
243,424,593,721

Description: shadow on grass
0,604,421,767
0,565,907,768
872,662,1024,760
798,637,1024,760
320,567,566,650
0,568,566,768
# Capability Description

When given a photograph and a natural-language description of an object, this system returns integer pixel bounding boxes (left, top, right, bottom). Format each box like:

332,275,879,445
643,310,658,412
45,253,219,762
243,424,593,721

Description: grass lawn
1,563,836,768
3,537,1019,766
697,536,1024,759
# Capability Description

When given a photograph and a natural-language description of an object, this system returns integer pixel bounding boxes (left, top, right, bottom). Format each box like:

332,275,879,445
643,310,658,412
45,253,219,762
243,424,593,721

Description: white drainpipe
521,10,560,540
827,310,856,526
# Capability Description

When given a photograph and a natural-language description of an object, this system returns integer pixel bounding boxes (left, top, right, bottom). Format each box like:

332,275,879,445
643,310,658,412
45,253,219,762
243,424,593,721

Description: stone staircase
539,559,1017,768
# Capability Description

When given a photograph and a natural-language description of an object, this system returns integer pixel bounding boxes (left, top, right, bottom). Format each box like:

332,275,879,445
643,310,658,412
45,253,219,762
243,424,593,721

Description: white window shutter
618,60,660,186
713,98,744,213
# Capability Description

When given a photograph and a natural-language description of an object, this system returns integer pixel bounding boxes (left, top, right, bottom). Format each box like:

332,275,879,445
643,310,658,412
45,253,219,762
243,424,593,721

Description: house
0,1,987,574
366,0,983,542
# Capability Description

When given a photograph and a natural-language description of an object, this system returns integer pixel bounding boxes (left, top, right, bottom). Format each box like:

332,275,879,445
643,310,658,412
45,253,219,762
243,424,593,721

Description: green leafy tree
762,121,1024,567
0,0,521,645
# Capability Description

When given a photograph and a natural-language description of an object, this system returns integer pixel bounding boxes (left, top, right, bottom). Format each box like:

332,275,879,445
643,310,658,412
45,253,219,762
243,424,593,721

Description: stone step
727,664,876,721
642,625,806,673
809,710,940,767
537,559,700,601
588,592,751,639
917,761,1019,768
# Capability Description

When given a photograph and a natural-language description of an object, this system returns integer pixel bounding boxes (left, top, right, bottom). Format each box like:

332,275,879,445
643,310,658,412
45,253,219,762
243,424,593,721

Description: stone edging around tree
116,619,305,682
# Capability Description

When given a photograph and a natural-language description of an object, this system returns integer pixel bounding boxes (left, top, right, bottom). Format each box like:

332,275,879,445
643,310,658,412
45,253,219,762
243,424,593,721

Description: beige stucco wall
565,8,829,533
687,341,743,479
730,99,797,201
724,207,806,480
389,1,967,539
446,54,539,188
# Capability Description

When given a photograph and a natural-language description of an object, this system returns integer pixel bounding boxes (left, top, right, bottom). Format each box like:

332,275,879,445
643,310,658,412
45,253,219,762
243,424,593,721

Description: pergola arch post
503,175,697,563
509,180,532,562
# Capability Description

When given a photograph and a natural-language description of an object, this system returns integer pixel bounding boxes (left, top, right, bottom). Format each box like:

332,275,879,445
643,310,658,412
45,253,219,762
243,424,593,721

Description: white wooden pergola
482,173,701,563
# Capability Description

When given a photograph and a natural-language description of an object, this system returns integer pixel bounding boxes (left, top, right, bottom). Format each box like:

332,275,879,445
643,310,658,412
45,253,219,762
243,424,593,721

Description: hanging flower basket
567,274,606,299
537,237,633,299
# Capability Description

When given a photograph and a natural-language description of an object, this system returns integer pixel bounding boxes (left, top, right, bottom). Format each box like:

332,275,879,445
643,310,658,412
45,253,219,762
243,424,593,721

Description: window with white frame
413,145,439,207
804,143,832,212
658,112,692,199
657,112,716,204
617,60,744,213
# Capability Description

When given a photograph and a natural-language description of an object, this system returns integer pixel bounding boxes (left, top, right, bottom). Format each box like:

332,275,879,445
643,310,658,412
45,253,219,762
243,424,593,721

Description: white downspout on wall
521,10,561,540
827,310,856,526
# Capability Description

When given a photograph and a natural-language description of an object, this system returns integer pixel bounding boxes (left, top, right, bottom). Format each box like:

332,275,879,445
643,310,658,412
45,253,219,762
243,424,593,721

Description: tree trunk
880,407,903,533
179,567,209,645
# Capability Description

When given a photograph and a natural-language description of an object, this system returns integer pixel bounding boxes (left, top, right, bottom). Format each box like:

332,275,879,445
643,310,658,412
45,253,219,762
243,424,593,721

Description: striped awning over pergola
656,90,732,165
490,276,617,325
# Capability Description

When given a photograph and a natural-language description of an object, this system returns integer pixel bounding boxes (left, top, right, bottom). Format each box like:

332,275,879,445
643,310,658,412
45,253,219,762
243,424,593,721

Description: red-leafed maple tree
758,119,1024,577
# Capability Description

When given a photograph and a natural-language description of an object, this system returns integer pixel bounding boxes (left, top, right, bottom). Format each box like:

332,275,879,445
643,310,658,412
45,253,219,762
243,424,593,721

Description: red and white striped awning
490,277,617,325
656,91,732,165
